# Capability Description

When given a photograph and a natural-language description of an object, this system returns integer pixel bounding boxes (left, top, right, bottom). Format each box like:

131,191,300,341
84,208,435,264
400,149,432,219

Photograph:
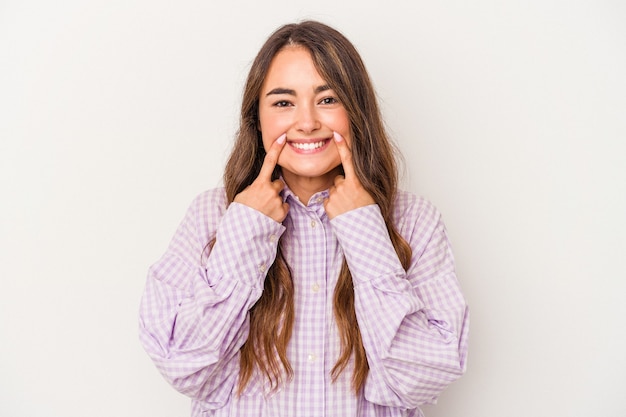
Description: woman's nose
295,104,321,134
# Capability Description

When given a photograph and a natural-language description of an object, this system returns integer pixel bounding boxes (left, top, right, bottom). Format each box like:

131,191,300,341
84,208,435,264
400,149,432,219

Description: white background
1,0,625,416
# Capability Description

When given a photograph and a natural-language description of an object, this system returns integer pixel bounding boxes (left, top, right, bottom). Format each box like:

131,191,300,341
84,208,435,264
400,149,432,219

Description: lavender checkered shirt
139,186,469,417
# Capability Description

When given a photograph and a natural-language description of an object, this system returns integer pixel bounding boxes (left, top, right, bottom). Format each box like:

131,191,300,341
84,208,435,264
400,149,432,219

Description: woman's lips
287,138,331,153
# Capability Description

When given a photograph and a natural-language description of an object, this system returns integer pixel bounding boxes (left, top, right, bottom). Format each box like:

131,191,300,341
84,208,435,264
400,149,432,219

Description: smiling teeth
291,140,326,150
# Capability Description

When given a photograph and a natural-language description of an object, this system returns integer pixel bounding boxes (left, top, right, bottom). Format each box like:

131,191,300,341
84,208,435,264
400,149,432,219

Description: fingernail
333,132,343,142
277,133,286,144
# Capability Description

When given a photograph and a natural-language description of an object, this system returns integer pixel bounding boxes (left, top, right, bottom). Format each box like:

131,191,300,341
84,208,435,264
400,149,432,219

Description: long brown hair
220,20,412,395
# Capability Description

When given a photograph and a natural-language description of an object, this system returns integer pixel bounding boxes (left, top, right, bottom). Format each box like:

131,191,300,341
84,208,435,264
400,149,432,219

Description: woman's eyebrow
314,84,331,94
265,85,331,97
266,88,295,96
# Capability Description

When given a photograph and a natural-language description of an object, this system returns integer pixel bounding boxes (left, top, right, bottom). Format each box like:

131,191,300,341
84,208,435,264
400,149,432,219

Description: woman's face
258,46,351,194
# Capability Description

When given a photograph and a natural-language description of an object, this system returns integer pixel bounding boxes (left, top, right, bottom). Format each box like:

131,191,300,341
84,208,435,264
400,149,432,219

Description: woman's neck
282,167,342,204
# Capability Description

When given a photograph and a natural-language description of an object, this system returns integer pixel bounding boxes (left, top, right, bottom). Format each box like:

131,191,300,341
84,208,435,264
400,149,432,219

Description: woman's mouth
288,139,331,153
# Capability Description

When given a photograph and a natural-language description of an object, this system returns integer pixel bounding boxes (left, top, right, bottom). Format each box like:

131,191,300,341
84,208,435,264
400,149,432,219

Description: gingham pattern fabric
139,186,469,417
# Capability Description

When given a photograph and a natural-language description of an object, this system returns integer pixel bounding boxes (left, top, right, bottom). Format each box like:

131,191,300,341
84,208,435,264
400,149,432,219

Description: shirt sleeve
330,198,469,409
138,192,285,409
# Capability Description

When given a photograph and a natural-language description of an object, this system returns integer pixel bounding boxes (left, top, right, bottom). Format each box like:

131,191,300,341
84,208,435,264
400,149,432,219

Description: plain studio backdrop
1,0,625,416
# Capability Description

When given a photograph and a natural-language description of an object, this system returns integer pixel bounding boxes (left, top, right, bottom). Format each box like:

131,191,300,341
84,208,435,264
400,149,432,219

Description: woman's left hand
324,131,376,219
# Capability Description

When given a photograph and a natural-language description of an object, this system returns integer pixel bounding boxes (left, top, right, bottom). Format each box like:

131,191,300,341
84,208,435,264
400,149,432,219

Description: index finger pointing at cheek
258,133,287,180
333,131,355,178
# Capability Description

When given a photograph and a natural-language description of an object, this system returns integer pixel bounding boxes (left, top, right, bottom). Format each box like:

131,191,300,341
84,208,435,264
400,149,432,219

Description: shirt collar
280,177,330,208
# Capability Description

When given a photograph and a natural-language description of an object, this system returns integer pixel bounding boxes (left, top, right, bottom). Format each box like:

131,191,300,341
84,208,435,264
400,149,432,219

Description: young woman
139,20,469,417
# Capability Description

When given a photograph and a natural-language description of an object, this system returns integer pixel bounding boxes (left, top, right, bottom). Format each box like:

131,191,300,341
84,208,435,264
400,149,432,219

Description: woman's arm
138,191,285,408
330,195,469,409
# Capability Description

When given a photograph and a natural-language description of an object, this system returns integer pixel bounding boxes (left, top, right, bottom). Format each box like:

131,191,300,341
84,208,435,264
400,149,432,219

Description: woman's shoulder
394,190,439,217
191,187,228,210
184,187,229,234
393,189,443,232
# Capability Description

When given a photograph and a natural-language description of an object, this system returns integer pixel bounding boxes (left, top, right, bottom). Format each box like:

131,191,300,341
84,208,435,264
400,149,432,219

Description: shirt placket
303,199,328,417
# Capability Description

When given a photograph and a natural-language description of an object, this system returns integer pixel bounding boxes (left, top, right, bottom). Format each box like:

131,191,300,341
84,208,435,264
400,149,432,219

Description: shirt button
269,234,277,243
311,283,320,293
310,220,316,228
258,264,266,272
307,353,316,362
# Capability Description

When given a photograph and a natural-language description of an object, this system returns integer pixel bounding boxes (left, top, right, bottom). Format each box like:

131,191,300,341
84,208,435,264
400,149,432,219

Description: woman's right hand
234,133,290,223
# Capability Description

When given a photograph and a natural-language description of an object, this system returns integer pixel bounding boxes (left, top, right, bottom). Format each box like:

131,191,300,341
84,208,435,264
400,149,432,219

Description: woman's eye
320,97,338,105
273,100,292,108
